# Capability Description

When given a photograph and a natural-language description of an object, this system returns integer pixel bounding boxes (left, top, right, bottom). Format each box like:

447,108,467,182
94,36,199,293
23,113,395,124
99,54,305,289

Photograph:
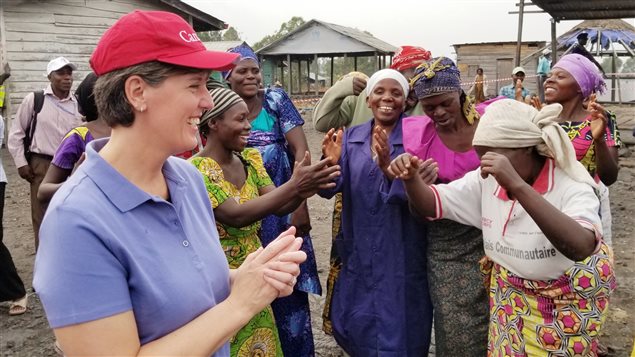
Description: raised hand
373,126,393,179
514,79,523,101
587,93,608,142
292,151,341,198
418,158,439,184
531,96,542,110
322,128,344,166
230,227,306,313
480,151,525,193
352,76,367,96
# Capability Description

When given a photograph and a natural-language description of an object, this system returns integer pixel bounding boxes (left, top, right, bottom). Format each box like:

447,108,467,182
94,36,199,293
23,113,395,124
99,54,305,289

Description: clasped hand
229,226,307,316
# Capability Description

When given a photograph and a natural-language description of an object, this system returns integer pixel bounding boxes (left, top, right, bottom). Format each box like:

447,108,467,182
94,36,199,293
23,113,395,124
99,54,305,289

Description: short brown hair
94,61,203,127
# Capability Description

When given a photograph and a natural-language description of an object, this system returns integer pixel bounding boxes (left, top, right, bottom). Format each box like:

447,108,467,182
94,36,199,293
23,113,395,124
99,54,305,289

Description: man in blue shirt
499,66,529,100
536,49,552,102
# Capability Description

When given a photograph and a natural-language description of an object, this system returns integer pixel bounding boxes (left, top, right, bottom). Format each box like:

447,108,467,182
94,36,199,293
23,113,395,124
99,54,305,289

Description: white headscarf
365,69,409,97
473,99,596,188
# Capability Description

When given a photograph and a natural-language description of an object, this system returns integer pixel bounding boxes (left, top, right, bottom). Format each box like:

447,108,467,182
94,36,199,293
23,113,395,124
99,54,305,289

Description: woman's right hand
291,151,341,198
322,128,343,166
228,227,306,315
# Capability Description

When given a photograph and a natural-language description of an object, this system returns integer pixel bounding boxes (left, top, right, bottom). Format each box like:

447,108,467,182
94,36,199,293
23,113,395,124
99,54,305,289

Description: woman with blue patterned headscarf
224,43,319,357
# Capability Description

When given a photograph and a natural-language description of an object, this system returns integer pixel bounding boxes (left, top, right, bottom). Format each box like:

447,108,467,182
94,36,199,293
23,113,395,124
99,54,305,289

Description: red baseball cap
90,10,240,75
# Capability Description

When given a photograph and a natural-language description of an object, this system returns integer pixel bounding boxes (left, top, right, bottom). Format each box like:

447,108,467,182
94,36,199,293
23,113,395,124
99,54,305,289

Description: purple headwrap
222,43,259,79
410,57,462,99
553,54,605,98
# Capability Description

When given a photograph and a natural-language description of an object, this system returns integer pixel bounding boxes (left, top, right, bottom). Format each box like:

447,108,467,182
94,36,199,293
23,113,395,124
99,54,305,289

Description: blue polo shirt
34,138,231,356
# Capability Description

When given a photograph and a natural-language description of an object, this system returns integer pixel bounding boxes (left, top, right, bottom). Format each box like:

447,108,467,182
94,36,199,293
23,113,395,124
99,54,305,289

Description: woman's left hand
588,94,607,142
480,151,526,193
290,202,311,236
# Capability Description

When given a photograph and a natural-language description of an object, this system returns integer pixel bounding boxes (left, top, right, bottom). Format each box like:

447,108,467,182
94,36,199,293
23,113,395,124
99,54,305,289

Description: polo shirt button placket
182,240,190,247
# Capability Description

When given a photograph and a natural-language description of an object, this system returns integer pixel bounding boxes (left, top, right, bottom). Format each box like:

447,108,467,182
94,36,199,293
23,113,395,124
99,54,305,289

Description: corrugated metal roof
257,19,397,56
530,0,635,20
202,41,247,52
317,20,398,54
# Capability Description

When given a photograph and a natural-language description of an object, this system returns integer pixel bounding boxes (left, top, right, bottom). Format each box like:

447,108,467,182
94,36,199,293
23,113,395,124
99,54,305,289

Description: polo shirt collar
83,138,188,212
494,158,555,201
44,84,76,102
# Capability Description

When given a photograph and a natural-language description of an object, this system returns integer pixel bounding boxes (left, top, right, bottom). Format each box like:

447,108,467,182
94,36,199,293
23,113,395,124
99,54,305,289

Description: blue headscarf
222,43,259,79
410,57,462,99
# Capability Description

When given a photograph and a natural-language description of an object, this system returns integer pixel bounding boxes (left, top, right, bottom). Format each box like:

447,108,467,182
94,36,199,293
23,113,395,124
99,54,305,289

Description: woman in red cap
34,11,307,357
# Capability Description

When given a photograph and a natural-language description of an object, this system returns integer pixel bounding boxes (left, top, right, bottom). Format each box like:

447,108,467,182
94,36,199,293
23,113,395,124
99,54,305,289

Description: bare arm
480,152,596,261
54,231,307,357
214,155,339,228
588,102,619,186
388,153,439,218
37,165,72,203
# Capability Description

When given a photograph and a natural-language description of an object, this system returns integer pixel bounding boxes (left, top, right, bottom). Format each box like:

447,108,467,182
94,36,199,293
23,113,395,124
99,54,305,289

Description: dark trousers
0,182,27,302
29,154,51,251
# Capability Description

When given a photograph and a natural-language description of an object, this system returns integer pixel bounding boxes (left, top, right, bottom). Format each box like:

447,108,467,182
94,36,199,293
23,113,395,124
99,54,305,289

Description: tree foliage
197,27,242,42
253,17,306,50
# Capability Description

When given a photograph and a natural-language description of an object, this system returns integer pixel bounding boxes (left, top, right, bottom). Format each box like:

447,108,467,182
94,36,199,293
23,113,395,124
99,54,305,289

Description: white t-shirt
430,159,601,281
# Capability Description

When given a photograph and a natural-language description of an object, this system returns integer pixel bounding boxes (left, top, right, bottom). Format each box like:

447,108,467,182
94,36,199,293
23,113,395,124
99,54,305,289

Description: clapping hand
291,151,340,198
373,126,393,179
388,153,438,183
322,128,344,166
230,227,306,315
587,94,608,142
514,79,523,101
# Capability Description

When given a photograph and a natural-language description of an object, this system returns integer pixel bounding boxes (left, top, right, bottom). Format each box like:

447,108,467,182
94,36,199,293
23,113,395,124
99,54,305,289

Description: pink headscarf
552,54,605,99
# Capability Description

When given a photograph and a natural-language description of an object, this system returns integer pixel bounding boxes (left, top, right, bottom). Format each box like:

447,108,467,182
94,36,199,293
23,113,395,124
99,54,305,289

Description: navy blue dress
319,117,433,356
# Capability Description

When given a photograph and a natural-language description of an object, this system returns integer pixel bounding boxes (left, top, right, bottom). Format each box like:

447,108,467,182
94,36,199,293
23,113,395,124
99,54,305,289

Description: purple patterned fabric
222,43,259,79
553,54,606,98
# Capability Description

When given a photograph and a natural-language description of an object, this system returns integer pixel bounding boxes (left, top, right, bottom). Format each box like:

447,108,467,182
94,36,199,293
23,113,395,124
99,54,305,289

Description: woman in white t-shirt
389,99,615,356
0,114,28,315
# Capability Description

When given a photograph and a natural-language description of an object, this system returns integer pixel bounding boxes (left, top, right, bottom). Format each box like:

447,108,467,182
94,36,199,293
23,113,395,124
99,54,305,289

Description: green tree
197,30,222,42
622,57,635,73
253,16,306,50
222,27,241,41
600,56,623,73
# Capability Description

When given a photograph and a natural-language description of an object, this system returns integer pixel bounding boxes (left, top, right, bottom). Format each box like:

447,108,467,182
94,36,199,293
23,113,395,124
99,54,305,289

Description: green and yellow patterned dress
190,148,283,357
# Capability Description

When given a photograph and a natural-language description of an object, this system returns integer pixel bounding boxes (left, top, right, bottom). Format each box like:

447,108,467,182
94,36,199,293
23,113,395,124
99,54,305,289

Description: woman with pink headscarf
544,53,621,245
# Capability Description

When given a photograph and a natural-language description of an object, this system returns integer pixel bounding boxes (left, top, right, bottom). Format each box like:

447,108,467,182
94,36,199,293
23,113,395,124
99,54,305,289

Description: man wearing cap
499,66,529,101
7,56,82,251
312,45,431,132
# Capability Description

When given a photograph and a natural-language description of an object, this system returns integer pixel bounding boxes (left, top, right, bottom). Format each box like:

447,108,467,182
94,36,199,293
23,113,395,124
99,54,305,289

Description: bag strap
24,90,45,151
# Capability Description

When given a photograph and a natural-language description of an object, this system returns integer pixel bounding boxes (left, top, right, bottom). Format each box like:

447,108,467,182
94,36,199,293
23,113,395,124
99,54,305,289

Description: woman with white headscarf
319,69,434,356
389,99,615,356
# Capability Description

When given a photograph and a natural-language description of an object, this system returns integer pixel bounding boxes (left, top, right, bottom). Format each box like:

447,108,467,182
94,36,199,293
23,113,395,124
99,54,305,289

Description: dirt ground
1,108,634,357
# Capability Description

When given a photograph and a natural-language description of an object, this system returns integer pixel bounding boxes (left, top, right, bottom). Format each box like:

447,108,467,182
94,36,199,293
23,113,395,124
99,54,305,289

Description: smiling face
419,91,462,128
142,71,212,154
226,59,261,98
210,101,251,152
543,67,581,104
366,78,405,126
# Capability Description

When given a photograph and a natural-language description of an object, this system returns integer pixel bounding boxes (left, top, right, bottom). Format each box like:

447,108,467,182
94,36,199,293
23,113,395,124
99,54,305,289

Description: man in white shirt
7,57,83,251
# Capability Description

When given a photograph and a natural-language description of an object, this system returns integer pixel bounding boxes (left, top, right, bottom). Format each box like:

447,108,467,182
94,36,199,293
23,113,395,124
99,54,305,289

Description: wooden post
305,60,310,94
389,55,393,68
287,54,292,94
374,51,379,70
551,18,558,63
330,56,334,87
314,53,319,96
280,59,284,89
354,56,358,72
611,41,617,102
515,0,525,67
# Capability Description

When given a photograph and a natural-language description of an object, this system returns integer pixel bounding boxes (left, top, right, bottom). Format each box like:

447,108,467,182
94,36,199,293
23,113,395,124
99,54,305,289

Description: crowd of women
0,9,627,357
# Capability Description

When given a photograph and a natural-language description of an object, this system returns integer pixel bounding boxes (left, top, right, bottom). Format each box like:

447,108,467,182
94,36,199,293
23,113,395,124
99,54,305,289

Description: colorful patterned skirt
322,192,343,335
231,306,283,357
481,243,616,357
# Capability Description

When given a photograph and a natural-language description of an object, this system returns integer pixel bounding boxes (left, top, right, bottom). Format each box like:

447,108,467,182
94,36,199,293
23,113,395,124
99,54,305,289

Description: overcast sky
183,0,634,57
